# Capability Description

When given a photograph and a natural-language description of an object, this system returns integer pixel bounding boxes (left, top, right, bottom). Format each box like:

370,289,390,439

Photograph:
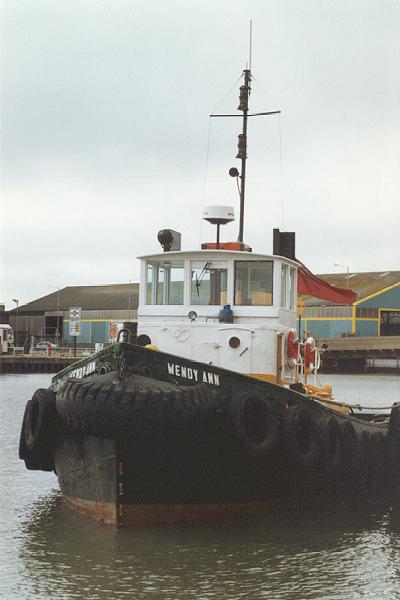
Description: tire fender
19,388,56,471
228,391,281,460
284,404,322,473
56,372,217,441
318,418,358,486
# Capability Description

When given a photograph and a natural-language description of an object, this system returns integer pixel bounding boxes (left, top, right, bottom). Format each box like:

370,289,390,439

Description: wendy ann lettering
167,362,220,386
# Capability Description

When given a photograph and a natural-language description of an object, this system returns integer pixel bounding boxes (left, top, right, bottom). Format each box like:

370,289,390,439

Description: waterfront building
302,271,400,339
7,284,139,346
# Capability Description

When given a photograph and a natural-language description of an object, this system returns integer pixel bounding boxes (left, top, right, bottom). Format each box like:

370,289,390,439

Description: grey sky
1,0,399,310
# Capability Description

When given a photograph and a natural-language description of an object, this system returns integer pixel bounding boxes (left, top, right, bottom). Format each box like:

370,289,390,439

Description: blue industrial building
302,271,400,339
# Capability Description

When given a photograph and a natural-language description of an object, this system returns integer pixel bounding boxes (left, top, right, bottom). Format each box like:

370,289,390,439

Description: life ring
19,388,56,471
228,391,281,461
284,404,322,475
286,329,299,369
56,371,217,441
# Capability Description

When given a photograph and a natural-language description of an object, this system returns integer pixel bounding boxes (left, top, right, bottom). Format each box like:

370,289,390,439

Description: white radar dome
203,206,235,225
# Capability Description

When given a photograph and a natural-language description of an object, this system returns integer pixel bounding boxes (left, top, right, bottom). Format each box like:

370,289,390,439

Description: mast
237,68,251,243
210,69,280,245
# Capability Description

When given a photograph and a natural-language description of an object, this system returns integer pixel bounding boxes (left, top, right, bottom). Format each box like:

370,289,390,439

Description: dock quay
0,354,80,374
1,337,399,375
321,336,400,373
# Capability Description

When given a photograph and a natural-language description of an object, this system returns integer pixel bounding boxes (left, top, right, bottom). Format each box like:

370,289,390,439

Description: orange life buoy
286,329,299,370
287,329,299,360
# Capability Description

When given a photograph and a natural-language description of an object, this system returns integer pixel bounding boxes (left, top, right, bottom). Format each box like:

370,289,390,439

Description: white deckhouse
137,66,304,388
137,242,298,385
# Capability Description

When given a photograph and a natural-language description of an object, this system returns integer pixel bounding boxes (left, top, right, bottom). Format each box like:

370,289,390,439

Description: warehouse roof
304,271,400,306
11,284,139,313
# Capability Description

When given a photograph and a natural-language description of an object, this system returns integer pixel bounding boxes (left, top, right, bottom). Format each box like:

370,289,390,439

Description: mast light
236,134,247,160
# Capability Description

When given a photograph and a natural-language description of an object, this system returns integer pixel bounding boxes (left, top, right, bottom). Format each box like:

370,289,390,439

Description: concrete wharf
321,336,400,373
1,337,399,374
0,355,78,374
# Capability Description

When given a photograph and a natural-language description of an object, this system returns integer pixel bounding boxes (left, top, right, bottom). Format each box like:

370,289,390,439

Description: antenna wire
199,117,213,245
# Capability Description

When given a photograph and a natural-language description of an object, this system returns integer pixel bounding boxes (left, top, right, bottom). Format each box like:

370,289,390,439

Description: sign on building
69,307,81,337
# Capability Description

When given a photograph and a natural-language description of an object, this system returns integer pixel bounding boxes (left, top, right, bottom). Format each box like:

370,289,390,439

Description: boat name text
54,360,97,389
70,360,97,380
167,362,220,386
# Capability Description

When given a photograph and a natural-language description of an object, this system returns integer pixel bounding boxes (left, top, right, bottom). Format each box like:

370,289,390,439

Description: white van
0,324,14,354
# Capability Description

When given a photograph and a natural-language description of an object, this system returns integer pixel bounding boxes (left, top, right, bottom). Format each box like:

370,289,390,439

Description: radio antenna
249,20,253,71
210,20,281,244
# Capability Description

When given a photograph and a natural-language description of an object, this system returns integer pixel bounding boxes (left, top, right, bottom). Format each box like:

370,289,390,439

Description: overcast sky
1,0,399,310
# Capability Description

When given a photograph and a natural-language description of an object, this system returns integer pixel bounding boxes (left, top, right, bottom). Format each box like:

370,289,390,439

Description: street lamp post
128,279,132,324
12,298,19,352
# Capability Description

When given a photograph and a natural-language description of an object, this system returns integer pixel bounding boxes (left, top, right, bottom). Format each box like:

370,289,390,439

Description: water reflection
18,495,400,600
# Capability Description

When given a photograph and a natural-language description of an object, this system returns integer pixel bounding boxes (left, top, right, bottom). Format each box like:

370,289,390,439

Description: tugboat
20,66,400,525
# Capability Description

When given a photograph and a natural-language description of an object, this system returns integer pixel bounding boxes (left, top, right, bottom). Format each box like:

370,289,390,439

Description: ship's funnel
273,228,296,260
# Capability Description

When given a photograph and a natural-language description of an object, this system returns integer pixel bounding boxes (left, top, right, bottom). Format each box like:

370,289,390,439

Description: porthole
229,336,241,349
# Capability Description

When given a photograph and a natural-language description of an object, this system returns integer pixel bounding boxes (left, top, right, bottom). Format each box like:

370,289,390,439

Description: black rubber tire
227,391,281,461
284,404,322,474
340,421,358,471
19,388,56,471
19,400,34,467
386,405,400,497
317,417,359,495
336,421,359,498
368,432,386,497
355,429,371,492
55,372,217,441
317,416,342,487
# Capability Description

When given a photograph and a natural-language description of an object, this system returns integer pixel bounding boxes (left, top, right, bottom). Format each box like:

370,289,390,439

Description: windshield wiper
195,262,211,296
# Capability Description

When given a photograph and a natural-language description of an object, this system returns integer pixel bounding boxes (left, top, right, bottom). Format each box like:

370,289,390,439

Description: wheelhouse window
280,263,296,309
146,260,184,305
281,264,288,307
191,261,227,305
289,267,296,310
234,261,273,306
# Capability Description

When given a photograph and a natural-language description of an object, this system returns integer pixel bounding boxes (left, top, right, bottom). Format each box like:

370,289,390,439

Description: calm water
1,373,400,600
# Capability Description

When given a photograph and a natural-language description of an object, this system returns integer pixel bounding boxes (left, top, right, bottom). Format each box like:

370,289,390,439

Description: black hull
20,343,400,525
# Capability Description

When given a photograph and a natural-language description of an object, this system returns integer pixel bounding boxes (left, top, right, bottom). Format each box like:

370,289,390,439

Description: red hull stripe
64,495,315,525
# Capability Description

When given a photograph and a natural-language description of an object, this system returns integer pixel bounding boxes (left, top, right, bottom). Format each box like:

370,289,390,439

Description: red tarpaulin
297,262,357,304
